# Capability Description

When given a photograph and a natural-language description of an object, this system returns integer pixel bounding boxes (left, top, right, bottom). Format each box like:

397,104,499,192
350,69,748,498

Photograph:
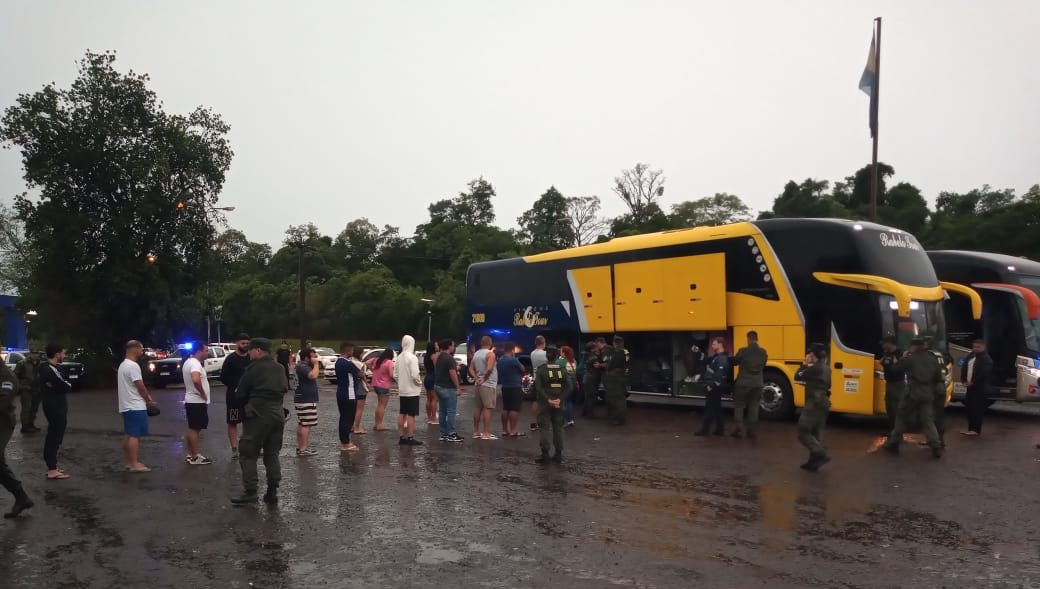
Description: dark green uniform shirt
0,362,19,429
929,350,948,399
894,350,943,402
237,355,288,420
602,345,627,376
535,362,573,408
795,361,830,405
733,343,768,386
13,359,41,394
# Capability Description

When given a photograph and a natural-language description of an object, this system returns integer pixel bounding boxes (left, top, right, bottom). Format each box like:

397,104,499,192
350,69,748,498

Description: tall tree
879,182,929,235
565,195,608,246
760,178,847,219
0,203,30,295
0,51,233,350
670,193,752,228
334,218,382,268
517,186,575,253
613,163,666,225
609,203,674,237
832,162,895,215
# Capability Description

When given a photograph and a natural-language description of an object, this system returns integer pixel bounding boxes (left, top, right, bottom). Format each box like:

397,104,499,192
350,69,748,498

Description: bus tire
759,370,794,420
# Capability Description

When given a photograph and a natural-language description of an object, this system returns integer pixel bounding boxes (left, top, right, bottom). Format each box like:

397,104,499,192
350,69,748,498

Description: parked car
3,350,86,391
148,345,226,388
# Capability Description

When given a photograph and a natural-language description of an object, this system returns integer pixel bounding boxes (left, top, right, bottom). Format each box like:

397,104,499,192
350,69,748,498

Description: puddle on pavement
416,541,465,565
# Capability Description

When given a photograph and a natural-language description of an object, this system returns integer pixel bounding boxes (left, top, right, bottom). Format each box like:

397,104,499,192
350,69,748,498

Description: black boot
931,447,944,459
4,490,34,518
693,429,708,437
551,452,563,464
730,428,743,438
882,443,899,455
535,451,550,464
263,489,278,504
804,453,831,472
713,428,725,436
231,491,259,505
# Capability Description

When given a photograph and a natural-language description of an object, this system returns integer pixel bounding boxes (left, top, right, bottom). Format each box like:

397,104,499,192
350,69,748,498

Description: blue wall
0,295,27,351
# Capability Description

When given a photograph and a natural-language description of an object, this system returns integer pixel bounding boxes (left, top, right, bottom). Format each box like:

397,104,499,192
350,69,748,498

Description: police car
148,343,226,388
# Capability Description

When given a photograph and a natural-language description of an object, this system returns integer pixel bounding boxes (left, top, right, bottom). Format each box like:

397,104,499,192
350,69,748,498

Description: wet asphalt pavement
2,383,1040,589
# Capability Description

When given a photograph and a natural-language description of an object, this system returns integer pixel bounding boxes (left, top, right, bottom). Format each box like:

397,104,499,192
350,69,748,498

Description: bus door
972,283,1040,401
827,325,877,415
939,282,983,400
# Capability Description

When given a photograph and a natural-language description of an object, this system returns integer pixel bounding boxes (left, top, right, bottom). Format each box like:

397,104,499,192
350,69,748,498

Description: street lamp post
24,310,37,349
420,298,435,344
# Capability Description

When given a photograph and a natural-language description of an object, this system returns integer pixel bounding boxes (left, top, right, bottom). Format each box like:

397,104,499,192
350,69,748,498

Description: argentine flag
859,32,879,138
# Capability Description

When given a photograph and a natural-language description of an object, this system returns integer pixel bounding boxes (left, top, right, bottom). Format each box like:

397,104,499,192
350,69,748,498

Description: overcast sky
2,1,1038,248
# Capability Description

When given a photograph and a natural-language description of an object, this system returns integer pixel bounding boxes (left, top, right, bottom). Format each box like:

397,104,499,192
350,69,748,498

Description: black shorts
502,387,523,412
185,403,209,430
400,395,420,417
227,405,243,425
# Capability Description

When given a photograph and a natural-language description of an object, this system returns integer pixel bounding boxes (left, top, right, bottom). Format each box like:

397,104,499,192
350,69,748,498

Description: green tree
832,162,895,215
517,186,576,253
760,178,847,219
609,202,674,237
879,182,929,235
923,184,1040,259
0,203,31,295
333,218,382,268
670,193,752,227
0,51,233,351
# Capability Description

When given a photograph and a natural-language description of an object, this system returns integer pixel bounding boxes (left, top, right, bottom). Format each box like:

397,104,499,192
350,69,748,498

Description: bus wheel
759,370,794,420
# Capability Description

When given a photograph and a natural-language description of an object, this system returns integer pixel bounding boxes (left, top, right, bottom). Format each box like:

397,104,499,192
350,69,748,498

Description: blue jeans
564,399,574,423
434,386,457,437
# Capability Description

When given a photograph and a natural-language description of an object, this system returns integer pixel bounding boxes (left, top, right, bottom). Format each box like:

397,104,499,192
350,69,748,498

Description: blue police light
180,342,194,351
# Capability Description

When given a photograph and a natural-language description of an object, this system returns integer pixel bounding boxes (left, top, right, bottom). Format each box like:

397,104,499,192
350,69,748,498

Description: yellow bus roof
523,221,758,263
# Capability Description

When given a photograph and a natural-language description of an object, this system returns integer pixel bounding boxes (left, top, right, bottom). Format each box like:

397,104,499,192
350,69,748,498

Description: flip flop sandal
47,472,70,480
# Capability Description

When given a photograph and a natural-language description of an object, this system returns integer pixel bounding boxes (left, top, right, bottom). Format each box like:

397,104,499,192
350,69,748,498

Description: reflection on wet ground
2,385,1039,588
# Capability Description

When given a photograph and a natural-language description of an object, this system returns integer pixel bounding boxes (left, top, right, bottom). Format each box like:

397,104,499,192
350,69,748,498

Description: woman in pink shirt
371,349,395,431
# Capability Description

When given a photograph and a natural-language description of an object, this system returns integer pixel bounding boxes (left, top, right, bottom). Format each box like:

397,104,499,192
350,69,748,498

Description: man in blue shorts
118,341,156,472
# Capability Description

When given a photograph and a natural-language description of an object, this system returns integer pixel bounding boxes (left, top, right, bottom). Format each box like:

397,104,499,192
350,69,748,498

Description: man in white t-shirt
182,342,213,465
118,340,156,472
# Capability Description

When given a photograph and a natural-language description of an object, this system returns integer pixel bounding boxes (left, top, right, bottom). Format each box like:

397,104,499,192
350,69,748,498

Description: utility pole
289,240,317,352
421,298,435,344
869,17,882,222
297,244,306,352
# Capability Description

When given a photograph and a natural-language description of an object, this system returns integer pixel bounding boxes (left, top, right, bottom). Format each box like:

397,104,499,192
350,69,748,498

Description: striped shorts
294,403,318,427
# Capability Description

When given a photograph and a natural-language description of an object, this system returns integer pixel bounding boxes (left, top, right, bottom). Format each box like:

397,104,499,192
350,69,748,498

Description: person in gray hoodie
394,335,424,446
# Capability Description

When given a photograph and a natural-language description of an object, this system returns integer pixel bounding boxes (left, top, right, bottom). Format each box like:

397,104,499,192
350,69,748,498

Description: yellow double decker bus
465,218,952,419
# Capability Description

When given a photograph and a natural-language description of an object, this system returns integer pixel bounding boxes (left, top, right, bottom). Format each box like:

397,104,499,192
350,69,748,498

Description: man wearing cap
883,338,944,458
923,337,950,448
878,336,906,431
220,333,252,459
232,338,289,505
794,343,831,471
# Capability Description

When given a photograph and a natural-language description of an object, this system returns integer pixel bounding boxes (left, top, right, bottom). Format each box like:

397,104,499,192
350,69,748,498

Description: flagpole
870,17,881,222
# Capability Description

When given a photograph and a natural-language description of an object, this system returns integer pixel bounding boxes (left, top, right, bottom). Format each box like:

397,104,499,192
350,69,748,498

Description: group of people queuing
0,325,1018,516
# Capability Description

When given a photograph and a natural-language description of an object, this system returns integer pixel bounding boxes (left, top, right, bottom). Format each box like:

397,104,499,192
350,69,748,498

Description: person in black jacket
960,339,993,437
220,333,253,459
40,343,72,480
695,337,729,437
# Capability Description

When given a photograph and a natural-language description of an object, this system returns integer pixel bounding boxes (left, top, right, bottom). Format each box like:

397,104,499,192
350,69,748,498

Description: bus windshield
879,295,947,353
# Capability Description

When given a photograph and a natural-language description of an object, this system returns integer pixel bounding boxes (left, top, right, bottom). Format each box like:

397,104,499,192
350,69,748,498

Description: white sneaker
187,455,213,466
